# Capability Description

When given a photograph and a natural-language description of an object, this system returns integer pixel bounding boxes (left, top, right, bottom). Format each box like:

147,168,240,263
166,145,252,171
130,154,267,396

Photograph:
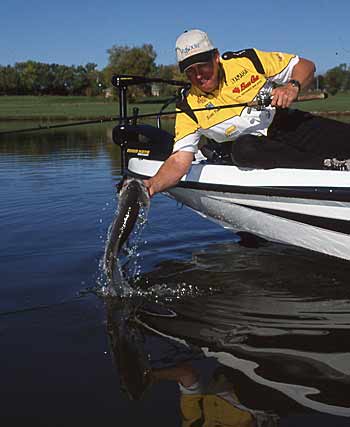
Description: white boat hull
128,157,350,260
169,187,350,260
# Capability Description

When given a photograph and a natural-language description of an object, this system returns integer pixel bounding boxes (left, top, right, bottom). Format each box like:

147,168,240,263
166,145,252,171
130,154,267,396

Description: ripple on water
105,240,350,417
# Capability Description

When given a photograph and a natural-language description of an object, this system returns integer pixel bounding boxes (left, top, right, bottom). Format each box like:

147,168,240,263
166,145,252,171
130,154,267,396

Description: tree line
0,61,103,96
0,44,348,98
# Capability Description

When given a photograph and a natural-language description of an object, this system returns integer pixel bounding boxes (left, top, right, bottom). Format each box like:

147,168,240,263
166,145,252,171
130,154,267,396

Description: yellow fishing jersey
174,48,298,153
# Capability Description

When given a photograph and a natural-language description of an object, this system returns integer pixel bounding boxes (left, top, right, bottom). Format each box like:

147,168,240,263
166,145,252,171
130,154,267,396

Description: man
144,29,350,197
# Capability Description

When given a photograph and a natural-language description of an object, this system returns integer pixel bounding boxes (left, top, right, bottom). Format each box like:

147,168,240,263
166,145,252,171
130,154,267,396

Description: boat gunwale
127,169,350,203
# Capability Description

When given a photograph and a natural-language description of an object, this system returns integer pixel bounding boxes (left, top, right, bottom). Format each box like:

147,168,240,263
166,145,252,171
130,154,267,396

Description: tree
0,65,20,94
323,63,350,95
83,63,105,96
105,44,157,100
154,64,185,97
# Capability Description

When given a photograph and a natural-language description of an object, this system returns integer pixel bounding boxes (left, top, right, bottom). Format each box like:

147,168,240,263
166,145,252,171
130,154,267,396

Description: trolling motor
111,75,189,175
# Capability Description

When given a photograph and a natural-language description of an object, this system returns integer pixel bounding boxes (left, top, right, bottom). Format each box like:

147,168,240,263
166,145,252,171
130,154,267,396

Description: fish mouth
121,178,150,208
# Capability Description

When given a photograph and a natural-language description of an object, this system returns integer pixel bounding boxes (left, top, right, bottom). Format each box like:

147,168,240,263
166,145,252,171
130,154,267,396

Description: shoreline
2,111,350,122
310,111,350,116
0,116,119,122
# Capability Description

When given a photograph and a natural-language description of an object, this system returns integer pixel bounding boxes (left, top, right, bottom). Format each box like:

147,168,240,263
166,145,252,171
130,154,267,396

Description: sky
1,0,350,75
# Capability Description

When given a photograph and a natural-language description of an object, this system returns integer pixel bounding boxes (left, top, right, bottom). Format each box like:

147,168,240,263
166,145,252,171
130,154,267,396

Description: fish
103,178,150,284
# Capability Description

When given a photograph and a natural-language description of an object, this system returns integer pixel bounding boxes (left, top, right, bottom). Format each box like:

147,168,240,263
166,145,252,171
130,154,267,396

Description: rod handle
297,91,328,102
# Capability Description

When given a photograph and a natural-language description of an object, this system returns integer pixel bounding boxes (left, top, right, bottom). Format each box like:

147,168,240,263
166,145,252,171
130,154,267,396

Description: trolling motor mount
110,75,190,171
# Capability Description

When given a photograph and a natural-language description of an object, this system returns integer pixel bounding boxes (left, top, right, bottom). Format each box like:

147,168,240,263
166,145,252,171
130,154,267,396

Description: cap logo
179,43,200,55
175,29,215,72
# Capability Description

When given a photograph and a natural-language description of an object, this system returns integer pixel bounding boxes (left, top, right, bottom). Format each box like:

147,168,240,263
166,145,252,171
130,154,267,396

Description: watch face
289,79,301,90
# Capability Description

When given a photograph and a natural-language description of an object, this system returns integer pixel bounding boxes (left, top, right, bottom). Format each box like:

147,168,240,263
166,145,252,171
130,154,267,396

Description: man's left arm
271,57,316,108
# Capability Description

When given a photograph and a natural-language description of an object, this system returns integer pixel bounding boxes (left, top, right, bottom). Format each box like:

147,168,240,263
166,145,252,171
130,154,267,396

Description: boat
112,75,350,261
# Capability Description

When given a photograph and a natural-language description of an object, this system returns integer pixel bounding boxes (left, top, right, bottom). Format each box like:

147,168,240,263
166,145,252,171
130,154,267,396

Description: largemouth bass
103,178,150,284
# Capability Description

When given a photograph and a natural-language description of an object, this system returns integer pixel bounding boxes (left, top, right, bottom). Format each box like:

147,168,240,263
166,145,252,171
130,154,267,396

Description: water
1,121,350,426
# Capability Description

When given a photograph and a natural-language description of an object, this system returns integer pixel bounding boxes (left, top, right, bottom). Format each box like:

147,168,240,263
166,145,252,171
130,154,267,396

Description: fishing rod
118,91,328,121
110,75,328,120
0,117,119,136
0,73,327,137
110,74,190,88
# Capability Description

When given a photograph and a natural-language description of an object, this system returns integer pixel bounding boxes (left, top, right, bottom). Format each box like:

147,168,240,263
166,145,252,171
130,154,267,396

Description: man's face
185,52,220,93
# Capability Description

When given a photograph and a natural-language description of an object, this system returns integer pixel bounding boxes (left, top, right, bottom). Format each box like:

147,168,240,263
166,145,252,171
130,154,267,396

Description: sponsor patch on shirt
198,96,208,104
230,69,248,83
233,75,260,94
225,125,237,136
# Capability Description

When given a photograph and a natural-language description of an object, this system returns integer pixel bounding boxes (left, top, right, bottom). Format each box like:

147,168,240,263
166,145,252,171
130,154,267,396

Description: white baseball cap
175,29,216,72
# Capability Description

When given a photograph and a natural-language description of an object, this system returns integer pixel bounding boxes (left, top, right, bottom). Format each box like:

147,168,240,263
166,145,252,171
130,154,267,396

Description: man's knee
232,135,263,163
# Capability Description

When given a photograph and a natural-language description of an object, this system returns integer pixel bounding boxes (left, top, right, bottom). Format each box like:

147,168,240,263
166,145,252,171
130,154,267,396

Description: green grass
0,95,163,120
294,92,350,113
0,92,350,121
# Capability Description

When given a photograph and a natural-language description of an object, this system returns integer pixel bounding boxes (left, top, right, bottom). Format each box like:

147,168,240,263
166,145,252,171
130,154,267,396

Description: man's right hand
143,178,157,198
142,151,194,198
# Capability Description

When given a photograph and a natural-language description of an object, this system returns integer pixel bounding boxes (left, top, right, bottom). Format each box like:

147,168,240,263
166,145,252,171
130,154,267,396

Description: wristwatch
288,79,301,92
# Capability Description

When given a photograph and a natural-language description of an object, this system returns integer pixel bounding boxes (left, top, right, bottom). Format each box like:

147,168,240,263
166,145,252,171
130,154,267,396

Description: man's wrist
288,79,301,92
178,380,203,395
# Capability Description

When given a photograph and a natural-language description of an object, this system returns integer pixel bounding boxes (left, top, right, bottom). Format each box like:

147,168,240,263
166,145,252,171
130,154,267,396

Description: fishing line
0,289,97,318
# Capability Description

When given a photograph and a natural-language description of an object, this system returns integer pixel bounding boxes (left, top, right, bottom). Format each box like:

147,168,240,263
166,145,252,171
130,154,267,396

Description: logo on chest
230,69,248,83
205,102,215,109
232,75,260,94
205,102,218,120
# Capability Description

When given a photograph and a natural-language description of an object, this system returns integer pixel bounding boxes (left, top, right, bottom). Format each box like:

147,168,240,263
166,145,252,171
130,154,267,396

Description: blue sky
2,0,350,74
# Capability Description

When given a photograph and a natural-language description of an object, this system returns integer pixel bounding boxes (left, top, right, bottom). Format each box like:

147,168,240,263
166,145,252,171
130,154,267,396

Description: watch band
288,79,301,92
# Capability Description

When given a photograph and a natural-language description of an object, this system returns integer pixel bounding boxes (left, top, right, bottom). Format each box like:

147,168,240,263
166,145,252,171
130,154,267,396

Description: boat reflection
106,298,283,426
104,242,350,421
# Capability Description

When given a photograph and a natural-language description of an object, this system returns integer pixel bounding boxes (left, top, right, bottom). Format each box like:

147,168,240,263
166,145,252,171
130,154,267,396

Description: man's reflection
106,299,279,426
152,361,279,427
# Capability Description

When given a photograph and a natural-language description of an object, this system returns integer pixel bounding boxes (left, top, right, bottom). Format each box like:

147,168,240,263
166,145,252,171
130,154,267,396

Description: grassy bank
0,95,162,121
0,92,349,121
293,92,350,113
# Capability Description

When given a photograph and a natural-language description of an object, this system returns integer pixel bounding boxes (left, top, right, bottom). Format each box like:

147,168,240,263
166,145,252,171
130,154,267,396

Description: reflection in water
0,121,117,171
106,299,281,426
106,299,152,401
103,241,350,421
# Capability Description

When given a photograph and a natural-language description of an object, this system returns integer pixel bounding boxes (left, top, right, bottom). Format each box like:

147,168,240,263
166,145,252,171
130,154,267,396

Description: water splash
133,281,218,303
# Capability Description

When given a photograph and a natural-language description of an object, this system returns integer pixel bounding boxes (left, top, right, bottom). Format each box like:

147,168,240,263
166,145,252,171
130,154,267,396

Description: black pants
231,109,350,169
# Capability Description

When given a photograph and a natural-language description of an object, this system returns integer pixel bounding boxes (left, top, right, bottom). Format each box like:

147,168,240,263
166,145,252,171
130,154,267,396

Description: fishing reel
255,89,272,111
